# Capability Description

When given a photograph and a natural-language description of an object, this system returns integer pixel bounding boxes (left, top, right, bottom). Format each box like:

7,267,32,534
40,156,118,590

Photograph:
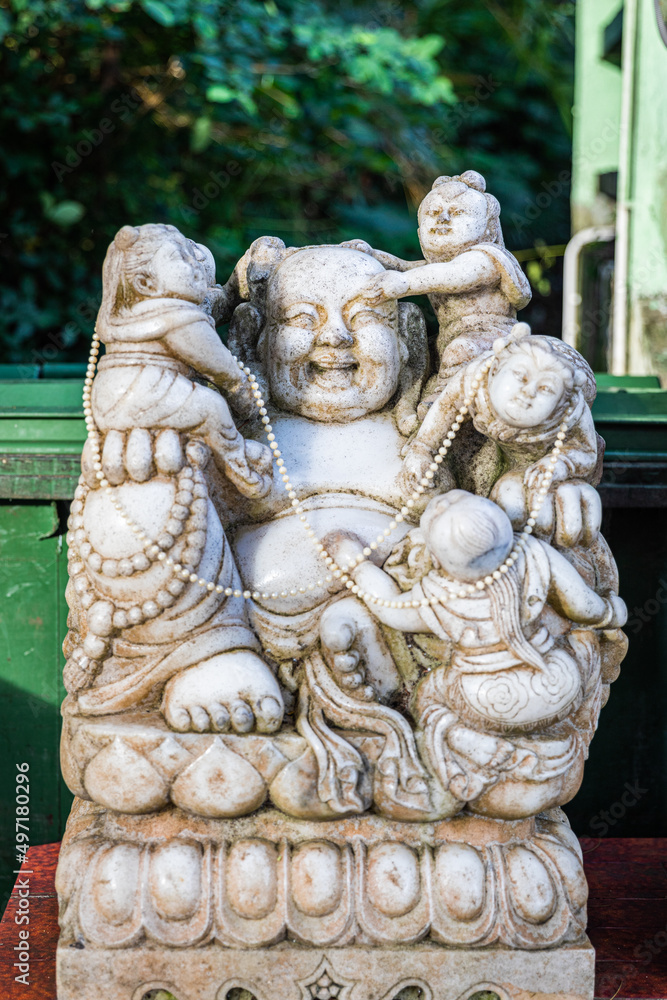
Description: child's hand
359,270,411,304
339,239,374,254
322,531,365,570
524,456,569,493
399,442,433,496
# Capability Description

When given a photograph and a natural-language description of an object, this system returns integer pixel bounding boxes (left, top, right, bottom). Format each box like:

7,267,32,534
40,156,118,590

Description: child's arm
360,251,499,304
338,240,425,272
411,373,466,453
326,533,428,633
524,408,598,493
397,376,465,494
163,320,246,394
545,544,627,627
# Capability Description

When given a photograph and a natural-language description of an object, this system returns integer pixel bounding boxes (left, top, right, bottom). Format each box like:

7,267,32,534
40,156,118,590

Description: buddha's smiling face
263,247,404,421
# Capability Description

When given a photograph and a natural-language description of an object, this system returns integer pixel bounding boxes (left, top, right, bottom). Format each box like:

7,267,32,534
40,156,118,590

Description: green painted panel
0,503,73,911
594,373,662,388
0,365,39,380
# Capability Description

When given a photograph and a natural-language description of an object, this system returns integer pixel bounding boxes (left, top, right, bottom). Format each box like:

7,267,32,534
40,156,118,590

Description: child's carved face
422,491,514,583
488,351,567,429
418,183,489,261
135,238,208,303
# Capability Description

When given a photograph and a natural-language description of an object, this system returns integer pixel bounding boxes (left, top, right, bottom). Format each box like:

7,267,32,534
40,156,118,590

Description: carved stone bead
83,634,108,659
131,552,150,572
87,601,114,637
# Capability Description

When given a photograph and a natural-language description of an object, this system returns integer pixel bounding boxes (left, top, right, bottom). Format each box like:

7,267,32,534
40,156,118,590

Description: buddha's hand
358,269,411,304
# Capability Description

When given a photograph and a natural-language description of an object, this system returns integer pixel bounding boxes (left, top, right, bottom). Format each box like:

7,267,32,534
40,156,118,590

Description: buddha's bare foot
162,650,284,734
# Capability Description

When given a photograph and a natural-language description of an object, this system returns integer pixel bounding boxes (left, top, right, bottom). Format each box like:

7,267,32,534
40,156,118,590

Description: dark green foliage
0,0,574,362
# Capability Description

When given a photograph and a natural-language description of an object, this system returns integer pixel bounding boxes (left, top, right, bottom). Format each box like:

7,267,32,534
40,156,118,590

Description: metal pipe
562,225,615,349
612,0,640,374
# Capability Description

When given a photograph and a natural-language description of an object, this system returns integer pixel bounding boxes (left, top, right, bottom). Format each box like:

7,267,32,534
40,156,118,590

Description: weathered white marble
56,185,627,1000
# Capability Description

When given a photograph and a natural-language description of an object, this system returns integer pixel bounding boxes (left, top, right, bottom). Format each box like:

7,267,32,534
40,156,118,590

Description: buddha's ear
228,302,270,399
394,301,429,437
228,302,263,366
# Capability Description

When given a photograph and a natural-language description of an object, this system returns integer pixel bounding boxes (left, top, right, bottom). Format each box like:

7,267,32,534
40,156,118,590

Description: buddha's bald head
260,246,405,421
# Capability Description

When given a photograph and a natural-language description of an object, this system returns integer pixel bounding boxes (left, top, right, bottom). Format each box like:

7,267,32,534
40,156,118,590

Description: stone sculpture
55,178,627,1000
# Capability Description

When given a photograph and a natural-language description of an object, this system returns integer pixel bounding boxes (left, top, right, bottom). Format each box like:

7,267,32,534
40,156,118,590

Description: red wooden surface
1,839,667,999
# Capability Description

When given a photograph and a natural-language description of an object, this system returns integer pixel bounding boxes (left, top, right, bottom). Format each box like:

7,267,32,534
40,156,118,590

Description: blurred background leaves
0,0,575,363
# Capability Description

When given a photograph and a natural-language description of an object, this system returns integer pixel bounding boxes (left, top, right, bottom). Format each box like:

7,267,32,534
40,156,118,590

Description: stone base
56,940,596,1000
56,800,588,951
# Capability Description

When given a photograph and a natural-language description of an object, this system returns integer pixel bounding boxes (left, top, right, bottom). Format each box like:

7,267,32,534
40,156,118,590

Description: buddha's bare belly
231,499,409,615
231,411,413,615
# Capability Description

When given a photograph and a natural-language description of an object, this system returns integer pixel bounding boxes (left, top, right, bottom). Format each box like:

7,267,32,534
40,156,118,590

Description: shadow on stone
393,988,428,1000
226,988,259,1000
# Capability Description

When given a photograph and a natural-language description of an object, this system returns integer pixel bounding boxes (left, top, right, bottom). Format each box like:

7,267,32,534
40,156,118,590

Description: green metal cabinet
0,378,84,910
1,372,666,912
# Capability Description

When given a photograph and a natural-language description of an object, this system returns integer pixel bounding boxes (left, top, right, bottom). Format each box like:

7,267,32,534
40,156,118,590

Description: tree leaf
44,201,85,227
141,0,176,27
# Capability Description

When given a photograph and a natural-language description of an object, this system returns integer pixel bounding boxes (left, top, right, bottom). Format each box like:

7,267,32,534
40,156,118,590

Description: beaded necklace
80,334,570,612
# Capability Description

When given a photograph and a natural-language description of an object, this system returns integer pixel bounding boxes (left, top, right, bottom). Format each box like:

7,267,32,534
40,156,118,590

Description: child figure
353,171,531,392
327,490,626,736
403,325,602,551
90,223,271,498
